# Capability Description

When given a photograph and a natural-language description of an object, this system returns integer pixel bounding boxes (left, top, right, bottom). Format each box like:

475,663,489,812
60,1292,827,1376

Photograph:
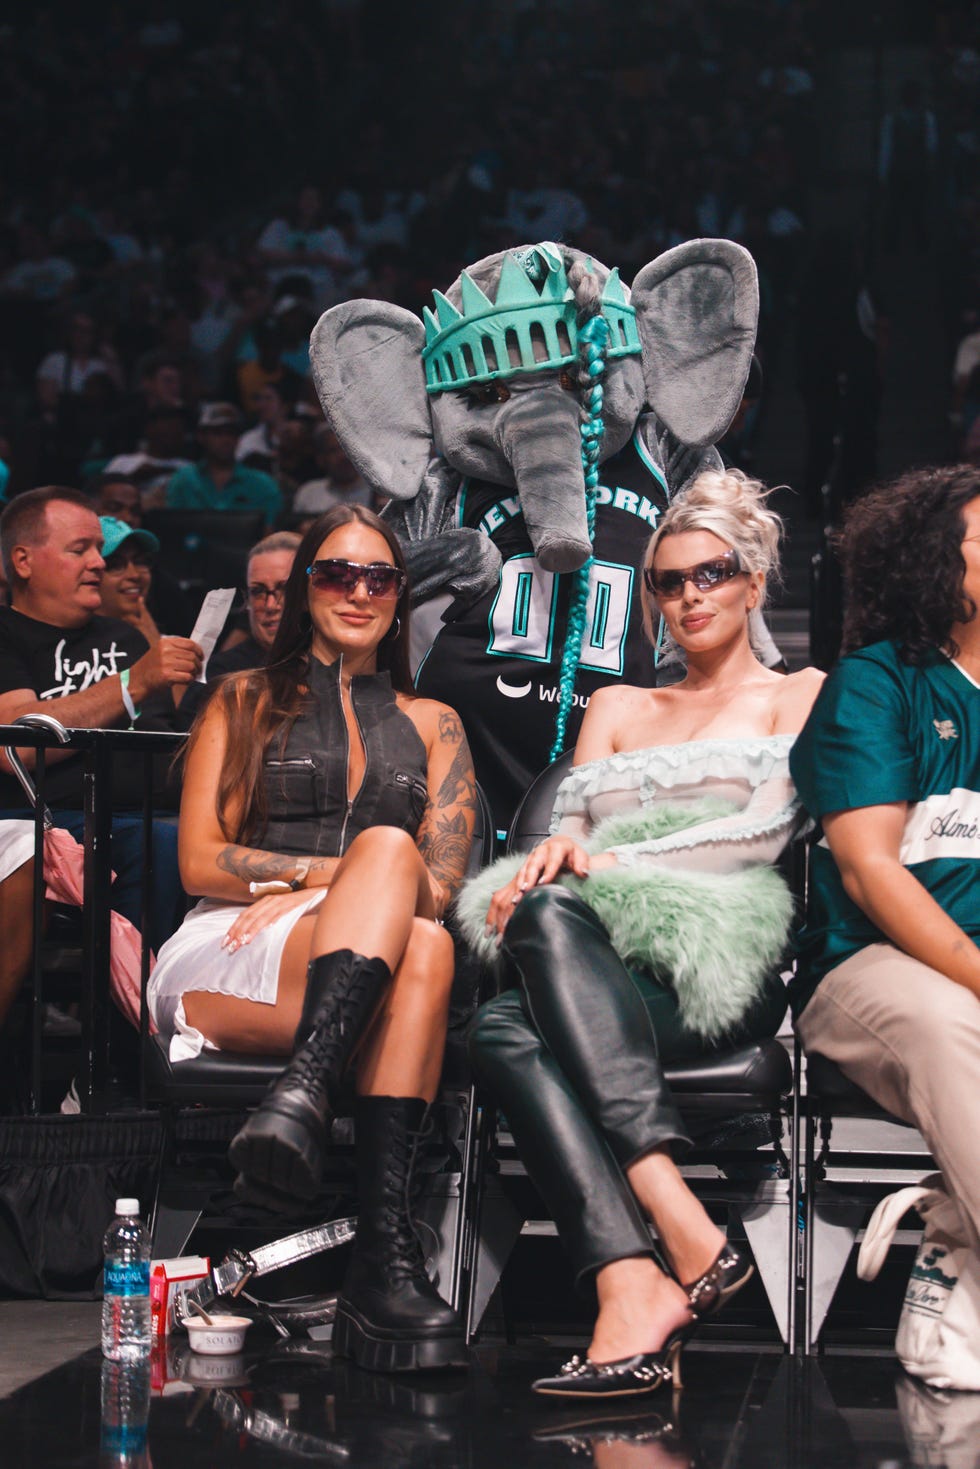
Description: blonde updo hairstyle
640,468,783,647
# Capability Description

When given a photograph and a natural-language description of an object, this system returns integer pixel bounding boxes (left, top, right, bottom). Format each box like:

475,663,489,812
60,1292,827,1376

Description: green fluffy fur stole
454,799,793,1043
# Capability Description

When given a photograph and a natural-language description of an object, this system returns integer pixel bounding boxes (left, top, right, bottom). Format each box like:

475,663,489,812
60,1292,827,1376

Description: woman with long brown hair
148,504,477,1372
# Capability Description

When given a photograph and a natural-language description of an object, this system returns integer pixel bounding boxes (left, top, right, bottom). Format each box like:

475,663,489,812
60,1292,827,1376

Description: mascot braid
549,259,610,762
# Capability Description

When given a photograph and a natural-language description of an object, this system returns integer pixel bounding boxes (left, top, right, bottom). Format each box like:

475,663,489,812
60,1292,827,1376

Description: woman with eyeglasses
148,504,477,1372
465,469,824,1399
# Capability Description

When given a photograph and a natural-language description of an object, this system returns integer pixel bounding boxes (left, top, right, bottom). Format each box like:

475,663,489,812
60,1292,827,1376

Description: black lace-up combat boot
333,1096,469,1372
229,950,390,1201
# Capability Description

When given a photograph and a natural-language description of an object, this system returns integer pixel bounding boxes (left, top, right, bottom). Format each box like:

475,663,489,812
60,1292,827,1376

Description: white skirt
0,820,35,884
148,890,326,1061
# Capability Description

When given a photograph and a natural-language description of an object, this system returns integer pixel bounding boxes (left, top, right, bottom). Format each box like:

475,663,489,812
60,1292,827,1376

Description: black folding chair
143,783,496,1325
463,750,801,1346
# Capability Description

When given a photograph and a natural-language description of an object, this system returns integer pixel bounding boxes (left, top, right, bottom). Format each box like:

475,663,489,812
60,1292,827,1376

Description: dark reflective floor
2,1332,979,1469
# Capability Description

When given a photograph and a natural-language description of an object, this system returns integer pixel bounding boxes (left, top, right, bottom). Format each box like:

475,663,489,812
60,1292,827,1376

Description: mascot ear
311,301,433,501
631,240,759,447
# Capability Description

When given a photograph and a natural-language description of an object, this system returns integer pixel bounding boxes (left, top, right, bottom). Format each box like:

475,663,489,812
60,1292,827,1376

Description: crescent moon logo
496,676,533,699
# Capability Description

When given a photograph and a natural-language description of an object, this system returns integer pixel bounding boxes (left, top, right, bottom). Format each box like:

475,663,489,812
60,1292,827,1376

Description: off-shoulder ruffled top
551,735,802,875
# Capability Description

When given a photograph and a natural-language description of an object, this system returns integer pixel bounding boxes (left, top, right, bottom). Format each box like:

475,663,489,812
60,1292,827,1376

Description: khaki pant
797,943,980,1249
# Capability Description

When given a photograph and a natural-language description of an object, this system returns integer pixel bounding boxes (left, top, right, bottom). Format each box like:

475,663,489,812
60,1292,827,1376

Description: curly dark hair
838,464,980,664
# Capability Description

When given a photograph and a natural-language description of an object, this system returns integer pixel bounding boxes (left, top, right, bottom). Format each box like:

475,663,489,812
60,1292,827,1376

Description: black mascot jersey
415,429,671,831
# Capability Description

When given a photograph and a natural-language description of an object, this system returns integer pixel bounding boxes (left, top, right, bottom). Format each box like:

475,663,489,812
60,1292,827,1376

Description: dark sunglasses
307,558,406,600
644,549,744,599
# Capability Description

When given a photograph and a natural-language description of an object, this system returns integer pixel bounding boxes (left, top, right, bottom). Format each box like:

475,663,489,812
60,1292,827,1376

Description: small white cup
184,1314,252,1355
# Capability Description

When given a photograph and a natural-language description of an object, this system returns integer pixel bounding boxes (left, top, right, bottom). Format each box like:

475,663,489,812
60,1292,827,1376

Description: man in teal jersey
790,465,980,1251
167,403,281,529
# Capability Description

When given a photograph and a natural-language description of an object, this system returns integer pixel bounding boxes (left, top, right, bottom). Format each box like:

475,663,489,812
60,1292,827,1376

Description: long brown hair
190,505,413,845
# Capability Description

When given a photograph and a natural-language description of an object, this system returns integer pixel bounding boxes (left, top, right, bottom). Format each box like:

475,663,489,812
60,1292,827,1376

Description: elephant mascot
312,239,774,829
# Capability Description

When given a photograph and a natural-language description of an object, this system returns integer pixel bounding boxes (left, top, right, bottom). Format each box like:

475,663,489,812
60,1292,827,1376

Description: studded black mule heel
683,1242,754,1319
531,1324,690,1401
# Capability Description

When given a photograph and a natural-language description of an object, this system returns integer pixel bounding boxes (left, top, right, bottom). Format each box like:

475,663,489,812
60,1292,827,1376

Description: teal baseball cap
99,516,160,561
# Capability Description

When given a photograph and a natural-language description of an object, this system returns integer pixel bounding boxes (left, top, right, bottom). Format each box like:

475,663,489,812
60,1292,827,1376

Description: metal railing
0,718,187,1114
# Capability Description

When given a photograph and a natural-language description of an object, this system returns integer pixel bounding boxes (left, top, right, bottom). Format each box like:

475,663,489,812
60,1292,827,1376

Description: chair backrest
468,781,496,874
506,750,575,855
144,508,267,555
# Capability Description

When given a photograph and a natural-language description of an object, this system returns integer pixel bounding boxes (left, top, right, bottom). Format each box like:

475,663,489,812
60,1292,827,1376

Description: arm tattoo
417,811,473,899
216,846,331,884
436,712,477,811
417,713,477,896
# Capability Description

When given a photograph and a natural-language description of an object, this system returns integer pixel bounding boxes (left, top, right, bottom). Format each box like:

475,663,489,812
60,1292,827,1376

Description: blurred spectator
292,424,374,525
719,354,764,471
952,319,980,423
267,295,314,377
797,231,888,516
350,185,423,252
166,402,282,526
236,382,290,470
88,473,143,528
1,225,76,303
72,369,127,471
236,319,304,415
123,351,187,446
275,410,319,506
186,247,245,394
257,185,346,307
879,79,939,253
104,404,193,506
35,311,123,400
97,516,162,646
500,166,589,242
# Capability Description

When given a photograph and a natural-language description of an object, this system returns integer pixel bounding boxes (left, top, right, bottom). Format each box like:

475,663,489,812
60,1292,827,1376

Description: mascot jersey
415,428,670,831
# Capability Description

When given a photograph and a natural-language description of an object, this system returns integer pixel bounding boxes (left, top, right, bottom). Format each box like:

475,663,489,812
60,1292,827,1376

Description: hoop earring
385,615,401,641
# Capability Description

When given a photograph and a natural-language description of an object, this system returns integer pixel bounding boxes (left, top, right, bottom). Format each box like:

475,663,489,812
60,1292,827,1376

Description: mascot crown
421,243,640,395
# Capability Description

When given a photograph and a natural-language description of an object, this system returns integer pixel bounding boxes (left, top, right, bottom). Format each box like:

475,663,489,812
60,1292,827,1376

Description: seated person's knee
504,881,576,950
467,991,529,1077
346,825,419,863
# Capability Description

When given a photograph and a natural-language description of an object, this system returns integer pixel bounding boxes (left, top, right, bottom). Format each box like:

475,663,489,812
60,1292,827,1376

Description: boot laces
382,1118,432,1283
289,986,367,1094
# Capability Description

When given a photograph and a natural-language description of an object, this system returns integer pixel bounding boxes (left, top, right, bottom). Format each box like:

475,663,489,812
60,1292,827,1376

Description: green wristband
120,668,140,727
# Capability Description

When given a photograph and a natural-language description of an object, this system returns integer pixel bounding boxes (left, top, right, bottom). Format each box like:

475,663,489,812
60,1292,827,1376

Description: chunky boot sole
228,1104,327,1200
332,1299,469,1373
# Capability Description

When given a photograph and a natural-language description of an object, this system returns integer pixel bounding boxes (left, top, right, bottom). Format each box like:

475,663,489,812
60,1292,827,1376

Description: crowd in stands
0,2,972,526
0,0,824,532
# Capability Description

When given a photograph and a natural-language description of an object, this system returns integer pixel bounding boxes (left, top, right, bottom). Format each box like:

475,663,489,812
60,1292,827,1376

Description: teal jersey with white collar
789,639,980,1014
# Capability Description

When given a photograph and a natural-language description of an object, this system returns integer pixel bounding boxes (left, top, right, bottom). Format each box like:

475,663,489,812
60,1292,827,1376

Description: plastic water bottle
101,1198,151,1361
100,1358,150,1467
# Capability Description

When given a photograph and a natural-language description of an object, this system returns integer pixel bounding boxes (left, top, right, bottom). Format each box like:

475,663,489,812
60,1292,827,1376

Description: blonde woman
464,470,824,1398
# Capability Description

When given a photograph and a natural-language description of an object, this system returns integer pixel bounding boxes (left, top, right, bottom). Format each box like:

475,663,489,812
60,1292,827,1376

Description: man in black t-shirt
0,487,203,947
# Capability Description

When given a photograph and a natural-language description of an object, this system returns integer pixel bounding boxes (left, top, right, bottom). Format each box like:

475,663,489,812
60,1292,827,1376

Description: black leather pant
467,884,692,1287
